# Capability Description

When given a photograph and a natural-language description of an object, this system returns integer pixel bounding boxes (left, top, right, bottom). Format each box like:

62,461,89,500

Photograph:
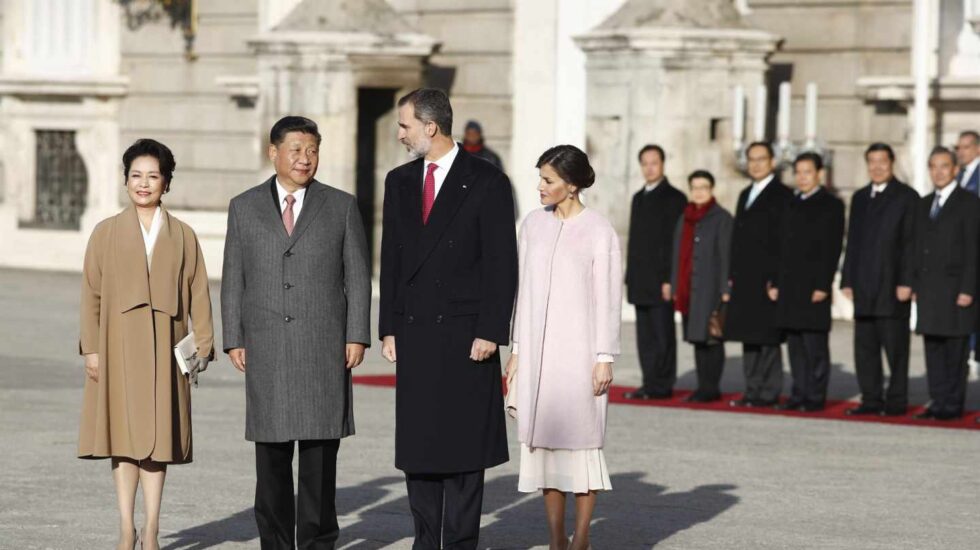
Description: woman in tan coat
78,139,213,550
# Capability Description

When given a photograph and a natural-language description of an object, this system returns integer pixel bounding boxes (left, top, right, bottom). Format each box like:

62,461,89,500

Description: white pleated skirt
517,444,613,493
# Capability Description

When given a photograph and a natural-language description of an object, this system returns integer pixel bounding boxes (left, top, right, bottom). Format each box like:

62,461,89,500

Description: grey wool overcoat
670,203,733,343
221,177,372,442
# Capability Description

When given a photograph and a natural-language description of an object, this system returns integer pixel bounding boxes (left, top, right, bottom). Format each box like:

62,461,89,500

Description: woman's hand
505,353,518,380
593,362,613,396
84,353,99,382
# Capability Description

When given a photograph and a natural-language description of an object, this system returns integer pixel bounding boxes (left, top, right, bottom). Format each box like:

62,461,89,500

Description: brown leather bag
708,304,727,341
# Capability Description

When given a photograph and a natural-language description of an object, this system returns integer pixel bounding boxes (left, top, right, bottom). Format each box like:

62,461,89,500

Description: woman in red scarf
669,170,734,402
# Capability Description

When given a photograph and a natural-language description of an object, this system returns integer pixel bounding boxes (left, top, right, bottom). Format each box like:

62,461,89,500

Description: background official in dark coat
670,170,732,402
840,143,918,417
911,147,980,421
725,142,793,407
770,153,844,412
379,89,518,550
222,116,372,549
625,144,687,399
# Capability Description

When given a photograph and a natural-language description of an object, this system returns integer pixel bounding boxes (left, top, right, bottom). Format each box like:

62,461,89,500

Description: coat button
409,282,415,288
284,251,293,257
284,316,293,323
407,315,415,324
283,283,292,289
448,240,455,248
436,315,443,324
435,279,442,287
694,237,700,243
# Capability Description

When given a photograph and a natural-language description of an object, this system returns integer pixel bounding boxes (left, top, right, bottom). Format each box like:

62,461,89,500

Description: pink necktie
282,194,296,236
422,163,438,225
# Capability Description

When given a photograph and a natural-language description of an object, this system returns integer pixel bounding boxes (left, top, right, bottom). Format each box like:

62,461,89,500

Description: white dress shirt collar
935,181,957,207
276,179,307,220
753,173,775,190
797,186,821,200
871,181,889,196
423,142,460,198
139,206,164,268
643,178,664,193
961,157,980,186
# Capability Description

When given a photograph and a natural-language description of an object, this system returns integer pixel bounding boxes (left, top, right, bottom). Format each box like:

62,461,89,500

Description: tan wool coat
78,205,214,463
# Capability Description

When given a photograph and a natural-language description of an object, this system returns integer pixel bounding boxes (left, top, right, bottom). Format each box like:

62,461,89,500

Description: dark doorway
355,88,398,272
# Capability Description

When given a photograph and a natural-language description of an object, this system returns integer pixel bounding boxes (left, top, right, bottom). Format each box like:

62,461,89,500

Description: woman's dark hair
864,142,895,162
535,145,596,190
270,116,321,146
794,151,824,171
123,139,176,191
687,169,715,188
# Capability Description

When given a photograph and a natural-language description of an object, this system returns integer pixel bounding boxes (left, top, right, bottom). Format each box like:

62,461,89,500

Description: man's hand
470,338,498,362
811,290,829,303
661,283,672,302
593,362,613,396
767,287,779,302
381,335,397,363
841,287,853,301
229,348,246,373
84,353,99,382
345,343,366,369
957,293,973,307
721,293,731,303
896,286,912,302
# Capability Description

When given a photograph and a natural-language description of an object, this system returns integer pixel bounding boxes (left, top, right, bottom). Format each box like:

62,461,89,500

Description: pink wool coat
512,207,622,450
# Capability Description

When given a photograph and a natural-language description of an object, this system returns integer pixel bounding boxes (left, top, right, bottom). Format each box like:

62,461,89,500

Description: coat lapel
287,180,329,248
114,206,180,316
409,150,475,278
258,176,292,242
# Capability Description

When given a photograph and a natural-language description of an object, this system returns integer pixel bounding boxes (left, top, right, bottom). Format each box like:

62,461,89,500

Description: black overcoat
724,177,793,344
911,186,980,337
839,179,918,318
379,149,518,474
625,180,688,305
774,188,845,332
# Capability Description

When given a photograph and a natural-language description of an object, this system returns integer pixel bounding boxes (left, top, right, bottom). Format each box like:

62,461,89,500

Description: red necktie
422,162,438,224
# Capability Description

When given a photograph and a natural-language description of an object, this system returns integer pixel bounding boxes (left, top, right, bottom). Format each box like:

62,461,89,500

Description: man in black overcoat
840,143,919,417
911,146,980,421
770,152,844,412
725,142,793,407
378,89,518,549
625,144,687,399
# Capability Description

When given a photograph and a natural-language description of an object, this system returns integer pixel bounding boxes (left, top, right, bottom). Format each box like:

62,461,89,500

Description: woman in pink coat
506,145,622,550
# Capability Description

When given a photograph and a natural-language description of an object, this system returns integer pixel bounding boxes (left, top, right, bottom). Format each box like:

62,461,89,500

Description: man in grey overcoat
221,116,371,549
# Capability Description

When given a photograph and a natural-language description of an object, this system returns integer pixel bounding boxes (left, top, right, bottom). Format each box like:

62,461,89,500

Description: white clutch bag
174,331,196,376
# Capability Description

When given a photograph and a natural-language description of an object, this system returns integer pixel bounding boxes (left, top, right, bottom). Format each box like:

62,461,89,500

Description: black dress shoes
799,402,825,413
933,410,962,421
845,404,882,416
774,400,804,411
881,406,907,417
685,392,721,403
624,389,673,400
623,389,652,400
912,409,936,420
752,399,779,408
729,397,754,407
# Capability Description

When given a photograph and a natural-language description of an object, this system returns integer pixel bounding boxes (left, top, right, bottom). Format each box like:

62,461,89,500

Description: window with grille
29,130,88,230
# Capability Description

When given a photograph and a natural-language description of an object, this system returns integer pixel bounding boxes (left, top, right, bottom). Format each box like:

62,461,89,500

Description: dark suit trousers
405,470,485,550
741,344,783,403
255,439,340,550
635,304,677,394
692,342,725,398
854,316,910,410
923,335,970,416
785,330,831,406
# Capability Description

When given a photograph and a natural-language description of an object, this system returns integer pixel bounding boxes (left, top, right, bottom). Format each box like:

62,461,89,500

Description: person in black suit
840,143,919,417
769,152,844,412
624,144,687,399
725,142,793,408
911,146,979,421
378,89,518,549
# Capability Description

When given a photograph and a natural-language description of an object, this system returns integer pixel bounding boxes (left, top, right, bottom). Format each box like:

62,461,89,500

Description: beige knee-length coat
78,205,213,463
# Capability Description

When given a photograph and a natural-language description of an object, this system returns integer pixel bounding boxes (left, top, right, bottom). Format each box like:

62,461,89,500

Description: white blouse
140,207,164,269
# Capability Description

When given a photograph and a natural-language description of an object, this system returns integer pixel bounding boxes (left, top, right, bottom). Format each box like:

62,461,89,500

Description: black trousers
785,330,831,406
741,343,783,403
692,342,725,398
255,439,340,550
635,303,677,394
923,335,970,416
854,316,910,411
405,470,485,550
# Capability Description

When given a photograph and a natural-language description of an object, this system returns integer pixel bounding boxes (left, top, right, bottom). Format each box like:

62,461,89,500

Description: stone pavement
0,268,978,549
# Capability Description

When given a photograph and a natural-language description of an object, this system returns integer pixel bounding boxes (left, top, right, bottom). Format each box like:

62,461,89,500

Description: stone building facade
0,0,978,280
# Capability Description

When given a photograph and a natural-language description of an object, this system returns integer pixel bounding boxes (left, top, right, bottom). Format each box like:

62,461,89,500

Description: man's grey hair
398,88,453,137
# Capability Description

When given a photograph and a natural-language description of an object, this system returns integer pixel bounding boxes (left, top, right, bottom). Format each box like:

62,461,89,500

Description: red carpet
352,374,980,431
